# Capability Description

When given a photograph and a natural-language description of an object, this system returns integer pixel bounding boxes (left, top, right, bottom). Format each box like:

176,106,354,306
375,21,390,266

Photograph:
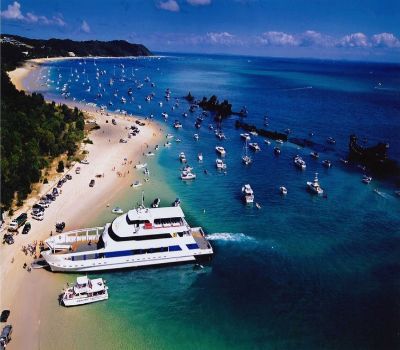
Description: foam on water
206,232,256,242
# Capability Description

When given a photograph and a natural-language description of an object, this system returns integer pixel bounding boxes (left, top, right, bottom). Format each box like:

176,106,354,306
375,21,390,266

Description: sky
1,0,400,62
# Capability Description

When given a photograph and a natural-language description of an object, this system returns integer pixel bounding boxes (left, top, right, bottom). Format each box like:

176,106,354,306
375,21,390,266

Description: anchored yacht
42,206,213,272
242,184,255,204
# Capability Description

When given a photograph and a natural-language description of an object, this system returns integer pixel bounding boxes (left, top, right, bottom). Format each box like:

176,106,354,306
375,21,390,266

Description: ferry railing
46,227,104,249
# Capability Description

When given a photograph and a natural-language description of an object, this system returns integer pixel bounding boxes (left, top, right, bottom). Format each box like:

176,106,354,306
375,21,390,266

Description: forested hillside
1,70,85,209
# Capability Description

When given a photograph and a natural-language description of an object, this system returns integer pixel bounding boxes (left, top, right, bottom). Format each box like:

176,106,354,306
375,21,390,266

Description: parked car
66,174,72,180
57,180,63,188
3,234,14,245
0,324,12,348
55,222,65,233
52,188,59,196
89,179,95,187
80,159,89,164
22,222,31,235
0,310,10,323
46,194,56,201
32,212,44,221
38,201,49,208
32,204,44,214
75,167,81,174
8,213,27,232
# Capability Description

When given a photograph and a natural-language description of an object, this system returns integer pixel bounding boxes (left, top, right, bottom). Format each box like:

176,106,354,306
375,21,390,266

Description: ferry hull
45,251,212,272
62,293,108,307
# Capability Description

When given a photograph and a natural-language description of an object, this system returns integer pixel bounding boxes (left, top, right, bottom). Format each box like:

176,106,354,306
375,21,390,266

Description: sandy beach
1,60,163,349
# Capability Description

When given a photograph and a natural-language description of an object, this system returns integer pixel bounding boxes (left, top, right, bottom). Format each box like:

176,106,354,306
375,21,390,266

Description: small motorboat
249,142,261,151
274,147,281,155
135,163,147,169
327,137,336,145
242,184,255,204
181,171,196,180
194,134,199,141
240,133,251,141
255,203,261,209
173,198,181,207
131,181,142,188
264,139,271,145
216,158,227,170
310,151,319,159
60,276,108,307
294,156,306,170
280,186,288,195
112,207,124,214
215,146,226,156
307,173,323,195
276,139,284,144
198,153,203,161
362,175,372,184
322,160,332,168
151,198,160,208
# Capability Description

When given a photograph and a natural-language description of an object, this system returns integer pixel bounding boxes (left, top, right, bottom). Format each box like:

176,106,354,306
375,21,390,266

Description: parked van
8,213,27,231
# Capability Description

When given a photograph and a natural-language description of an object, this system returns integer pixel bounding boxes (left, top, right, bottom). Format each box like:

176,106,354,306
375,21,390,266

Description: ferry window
186,243,199,250
169,245,182,251
104,250,133,258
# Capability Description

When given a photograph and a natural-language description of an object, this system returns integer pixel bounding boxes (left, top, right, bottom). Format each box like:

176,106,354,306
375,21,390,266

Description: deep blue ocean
28,54,400,349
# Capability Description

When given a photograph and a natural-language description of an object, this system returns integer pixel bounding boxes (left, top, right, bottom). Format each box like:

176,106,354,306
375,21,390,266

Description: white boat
215,159,227,170
307,173,324,195
198,153,203,162
294,156,306,170
240,133,251,141
173,121,182,129
112,207,124,214
172,198,181,207
249,142,261,151
276,139,284,144
310,151,319,159
249,131,258,136
164,141,172,147
280,186,288,195
215,146,226,156
362,175,372,184
242,139,252,165
166,133,174,139
179,152,187,163
42,205,213,272
264,139,271,145
194,134,199,141
322,160,332,168
274,147,281,155
145,152,155,157
327,137,336,145
181,171,196,180
61,276,108,306
152,198,160,208
241,184,254,204
132,181,142,188
216,131,226,140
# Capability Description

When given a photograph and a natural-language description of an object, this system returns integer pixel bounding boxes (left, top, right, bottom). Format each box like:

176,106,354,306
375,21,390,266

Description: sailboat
242,139,252,165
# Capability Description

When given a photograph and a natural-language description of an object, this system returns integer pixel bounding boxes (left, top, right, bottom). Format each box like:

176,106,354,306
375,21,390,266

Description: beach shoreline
2,58,164,349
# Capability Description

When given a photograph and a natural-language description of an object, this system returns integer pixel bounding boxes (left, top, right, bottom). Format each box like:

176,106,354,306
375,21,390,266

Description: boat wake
280,86,313,91
206,232,256,242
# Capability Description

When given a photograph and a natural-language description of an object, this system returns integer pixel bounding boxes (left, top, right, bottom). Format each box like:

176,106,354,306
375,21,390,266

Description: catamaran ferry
42,206,213,272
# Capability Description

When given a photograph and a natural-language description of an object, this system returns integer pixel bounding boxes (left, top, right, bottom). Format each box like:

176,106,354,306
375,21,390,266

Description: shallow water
28,54,400,349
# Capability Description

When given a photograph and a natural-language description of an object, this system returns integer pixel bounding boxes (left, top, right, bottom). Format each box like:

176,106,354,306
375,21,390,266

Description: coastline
2,59,164,349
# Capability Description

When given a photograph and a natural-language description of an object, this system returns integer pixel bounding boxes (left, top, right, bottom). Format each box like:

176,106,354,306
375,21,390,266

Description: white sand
1,62,164,349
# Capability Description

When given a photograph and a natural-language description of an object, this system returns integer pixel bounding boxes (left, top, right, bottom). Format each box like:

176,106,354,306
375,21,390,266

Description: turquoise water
31,54,400,349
